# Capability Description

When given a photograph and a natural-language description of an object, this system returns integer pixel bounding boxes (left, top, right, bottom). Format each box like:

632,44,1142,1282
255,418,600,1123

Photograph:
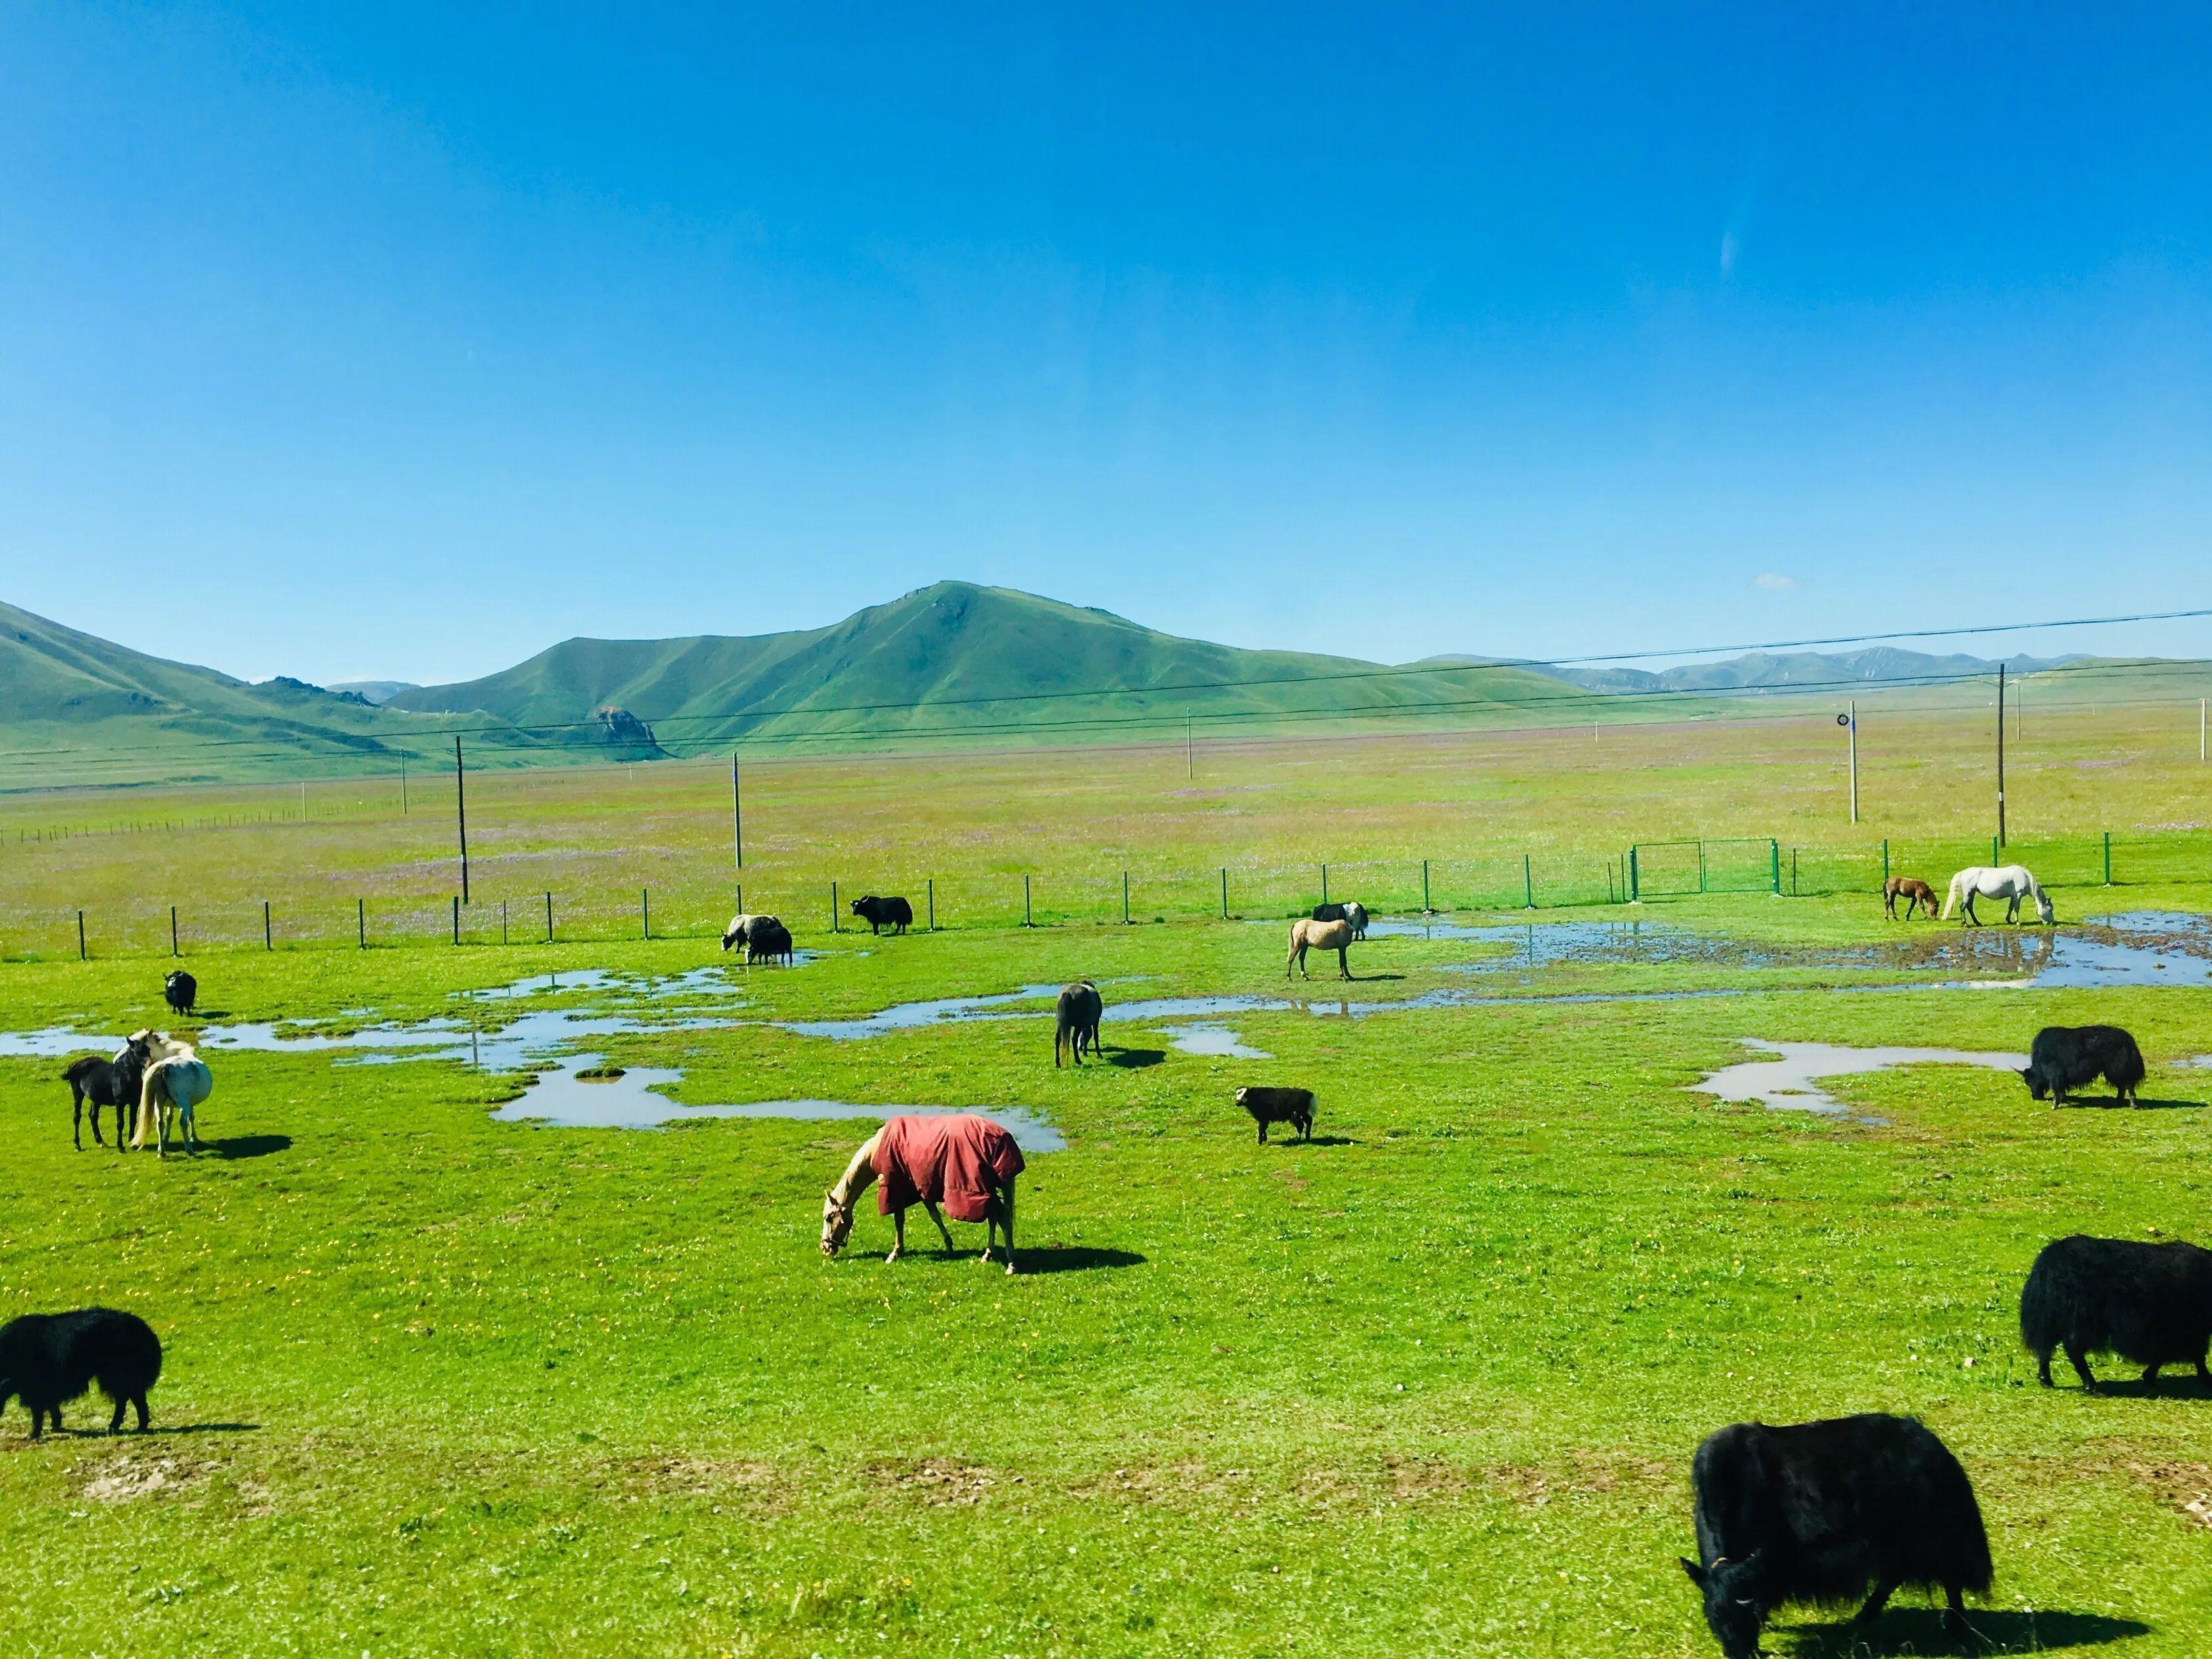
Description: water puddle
1165,1025,1274,1060
777,985,1063,1041
488,1062,1063,1148
1689,1039,2027,1121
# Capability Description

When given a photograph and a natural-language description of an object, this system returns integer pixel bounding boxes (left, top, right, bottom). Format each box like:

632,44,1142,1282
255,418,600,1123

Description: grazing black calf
1681,1414,1990,1658
163,970,197,1015
0,1309,162,1438
747,918,795,967
2020,1024,2145,1106
63,1036,149,1152
1054,981,1103,1067
2020,1233,2212,1392
849,894,913,935
1235,1086,1315,1144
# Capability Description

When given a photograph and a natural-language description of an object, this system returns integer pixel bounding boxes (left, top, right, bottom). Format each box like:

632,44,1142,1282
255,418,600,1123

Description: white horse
129,1031,211,1156
1941,865,2055,927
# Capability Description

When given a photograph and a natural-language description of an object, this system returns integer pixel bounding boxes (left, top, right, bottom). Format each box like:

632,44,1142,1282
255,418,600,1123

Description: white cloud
1751,572,1797,592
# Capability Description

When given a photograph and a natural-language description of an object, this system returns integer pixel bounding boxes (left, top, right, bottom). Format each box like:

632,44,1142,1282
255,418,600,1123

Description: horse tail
129,1065,161,1149
1940,873,1963,920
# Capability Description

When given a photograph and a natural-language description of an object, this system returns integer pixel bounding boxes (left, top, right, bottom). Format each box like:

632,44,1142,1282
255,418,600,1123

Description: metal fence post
1221,867,1229,919
1881,838,1890,885
1523,854,1534,909
642,886,650,939
1320,862,1328,905
1791,848,1799,896
832,880,840,933
1991,834,1999,865
171,904,179,958
2104,832,2112,886
1698,841,1707,894
264,899,272,951
1628,846,1640,901
77,910,86,962
1422,859,1431,914
1024,874,1033,928
927,878,935,931
452,895,460,945
1123,871,1130,925
1769,838,1780,894
545,891,554,944
358,898,365,950
501,900,508,946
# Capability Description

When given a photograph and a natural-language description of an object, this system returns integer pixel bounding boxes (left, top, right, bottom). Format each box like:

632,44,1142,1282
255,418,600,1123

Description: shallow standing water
1689,1040,2029,1120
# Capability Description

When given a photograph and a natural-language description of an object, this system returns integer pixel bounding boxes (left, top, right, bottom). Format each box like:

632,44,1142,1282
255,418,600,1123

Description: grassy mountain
388,582,1596,749
0,601,537,787
327,680,419,705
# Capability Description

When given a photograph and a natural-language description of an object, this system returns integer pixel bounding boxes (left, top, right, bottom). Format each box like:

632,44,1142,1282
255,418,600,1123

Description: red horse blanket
873,1114,1024,1223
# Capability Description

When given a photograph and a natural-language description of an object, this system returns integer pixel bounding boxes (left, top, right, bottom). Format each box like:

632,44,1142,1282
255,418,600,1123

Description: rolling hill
386,582,1597,749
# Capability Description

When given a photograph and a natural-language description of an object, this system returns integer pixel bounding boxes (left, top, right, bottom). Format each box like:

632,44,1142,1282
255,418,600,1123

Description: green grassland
3,890,2211,1656
8,693,2212,958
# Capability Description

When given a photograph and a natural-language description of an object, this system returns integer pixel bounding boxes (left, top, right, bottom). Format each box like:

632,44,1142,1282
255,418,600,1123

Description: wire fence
10,824,2212,963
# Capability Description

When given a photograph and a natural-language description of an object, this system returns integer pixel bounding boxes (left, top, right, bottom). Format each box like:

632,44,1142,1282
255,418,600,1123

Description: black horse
64,1036,150,1152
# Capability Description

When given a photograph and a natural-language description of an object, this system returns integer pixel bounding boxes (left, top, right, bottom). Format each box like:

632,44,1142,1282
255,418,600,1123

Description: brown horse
1884,877,1939,920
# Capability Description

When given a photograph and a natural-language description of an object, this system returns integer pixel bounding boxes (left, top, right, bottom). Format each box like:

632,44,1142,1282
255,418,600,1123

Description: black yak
747,917,795,968
0,1308,163,1438
2020,1025,2145,1106
2020,1233,2212,1391
1681,1414,1990,1657
1235,1085,1315,1143
163,970,197,1015
62,1035,149,1152
850,895,913,935
1054,981,1102,1067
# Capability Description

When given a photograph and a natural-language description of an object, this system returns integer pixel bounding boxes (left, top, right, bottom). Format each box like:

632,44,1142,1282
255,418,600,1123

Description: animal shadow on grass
2058,1096,2204,1111
1783,1607,2150,1656
1013,1246,1146,1274
1103,1046,1165,1069
1289,1134,1357,1147
207,1134,291,1160
2073,1372,2212,1401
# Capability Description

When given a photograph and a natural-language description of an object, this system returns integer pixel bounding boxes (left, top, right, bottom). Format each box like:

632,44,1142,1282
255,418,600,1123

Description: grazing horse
129,1032,211,1158
1942,864,2054,926
1883,877,1939,920
1287,917,1355,981
1054,981,1103,1067
821,1115,1022,1273
63,1036,150,1152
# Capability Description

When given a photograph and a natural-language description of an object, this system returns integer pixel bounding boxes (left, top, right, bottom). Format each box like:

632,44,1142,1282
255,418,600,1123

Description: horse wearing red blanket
822,1114,1023,1273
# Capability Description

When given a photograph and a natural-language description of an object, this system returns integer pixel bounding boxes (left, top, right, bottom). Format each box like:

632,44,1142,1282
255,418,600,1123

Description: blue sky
3,3,2209,684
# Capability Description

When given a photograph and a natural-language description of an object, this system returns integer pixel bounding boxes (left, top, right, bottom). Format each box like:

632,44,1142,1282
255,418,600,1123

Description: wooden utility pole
1847,701,1859,824
1995,665,2007,849
732,754,743,870
455,737,470,903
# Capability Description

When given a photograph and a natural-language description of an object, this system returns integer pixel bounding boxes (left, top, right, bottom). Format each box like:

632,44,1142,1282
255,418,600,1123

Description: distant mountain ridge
1524,646,2084,694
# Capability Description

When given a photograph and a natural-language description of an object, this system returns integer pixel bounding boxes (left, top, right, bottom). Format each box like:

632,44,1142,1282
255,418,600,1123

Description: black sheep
1681,1414,1990,1657
2020,1025,2145,1106
1235,1086,1315,1144
163,970,197,1015
2020,1233,2212,1391
0,1309,163,1438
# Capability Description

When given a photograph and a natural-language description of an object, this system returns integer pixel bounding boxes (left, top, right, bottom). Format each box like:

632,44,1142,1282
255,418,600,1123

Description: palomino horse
1287,917,1355,980
822,1114,1023,1273
1883,877,1940,920
1941,865,2055,927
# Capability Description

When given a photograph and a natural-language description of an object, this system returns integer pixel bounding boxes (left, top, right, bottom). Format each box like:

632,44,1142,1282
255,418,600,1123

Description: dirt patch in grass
80,1454,207,1504
867,1458,1002,1505
2119,1458,2212,1531
621,1454,779,1498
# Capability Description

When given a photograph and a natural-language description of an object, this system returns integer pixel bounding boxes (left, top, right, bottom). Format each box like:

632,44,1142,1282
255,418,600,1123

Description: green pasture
2,897,2209,1656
